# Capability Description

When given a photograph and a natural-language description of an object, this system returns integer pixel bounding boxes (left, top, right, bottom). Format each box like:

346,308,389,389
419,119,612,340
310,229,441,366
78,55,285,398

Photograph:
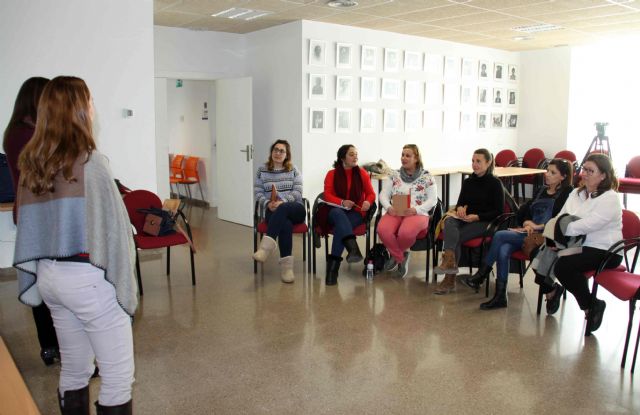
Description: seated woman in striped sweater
252,140,305,283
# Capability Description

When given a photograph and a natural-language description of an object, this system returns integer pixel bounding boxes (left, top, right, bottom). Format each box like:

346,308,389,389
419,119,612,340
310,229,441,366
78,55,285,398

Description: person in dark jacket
2,77,60,366
433,148,504,294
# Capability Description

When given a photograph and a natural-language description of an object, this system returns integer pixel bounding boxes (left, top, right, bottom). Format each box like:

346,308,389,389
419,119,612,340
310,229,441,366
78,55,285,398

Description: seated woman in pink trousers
377,144,438,278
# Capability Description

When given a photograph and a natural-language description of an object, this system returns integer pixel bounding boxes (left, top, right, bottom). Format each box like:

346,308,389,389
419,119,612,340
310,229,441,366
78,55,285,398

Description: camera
595,122,608,138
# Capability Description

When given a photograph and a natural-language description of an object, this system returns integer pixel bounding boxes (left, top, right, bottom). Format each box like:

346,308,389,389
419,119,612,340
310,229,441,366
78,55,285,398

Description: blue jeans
327,208,363,257
483,230,526,282
265,202,306,257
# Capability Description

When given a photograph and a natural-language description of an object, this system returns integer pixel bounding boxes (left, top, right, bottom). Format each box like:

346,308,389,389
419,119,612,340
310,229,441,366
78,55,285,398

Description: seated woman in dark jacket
462,158,574,309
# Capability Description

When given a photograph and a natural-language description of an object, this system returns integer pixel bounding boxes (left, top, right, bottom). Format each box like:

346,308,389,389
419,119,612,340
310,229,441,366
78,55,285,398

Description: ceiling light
327,0,359,8
513,35,533,41
211,8,273,20
244,11,271,21
211,8,237,17
606,0,634,4
448,0,472,3
512,23,563,33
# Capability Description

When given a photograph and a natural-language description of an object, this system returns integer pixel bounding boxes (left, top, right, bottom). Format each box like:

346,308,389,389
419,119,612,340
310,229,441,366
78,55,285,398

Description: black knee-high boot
342,235,363,263
95,400,132,415
326,255,342,286
480,280,508,310
58,385,90,415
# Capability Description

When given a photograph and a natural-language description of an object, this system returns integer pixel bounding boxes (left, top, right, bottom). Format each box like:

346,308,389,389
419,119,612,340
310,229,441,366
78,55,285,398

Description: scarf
400,167,423,183
333,164,362,202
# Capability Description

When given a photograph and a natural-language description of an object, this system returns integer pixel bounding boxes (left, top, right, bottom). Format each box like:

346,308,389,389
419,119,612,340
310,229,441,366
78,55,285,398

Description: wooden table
0,336,41,415
458,167,547,201
429,166,468,209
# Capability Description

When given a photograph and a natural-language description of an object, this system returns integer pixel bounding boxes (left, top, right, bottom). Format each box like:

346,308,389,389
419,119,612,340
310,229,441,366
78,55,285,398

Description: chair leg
135,251,143,296
622,300,635,368
302,232,307,262
519,261,524,288
426,243,430,284
197,182,204,201
623,193,628,209
307,230,312,274
166,246,171,275
631,310,640,373
253,228,258,274
536,285,543,315
190,247,196,286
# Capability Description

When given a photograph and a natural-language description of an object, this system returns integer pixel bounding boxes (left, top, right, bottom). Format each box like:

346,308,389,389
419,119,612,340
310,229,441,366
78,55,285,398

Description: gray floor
1,205,639,414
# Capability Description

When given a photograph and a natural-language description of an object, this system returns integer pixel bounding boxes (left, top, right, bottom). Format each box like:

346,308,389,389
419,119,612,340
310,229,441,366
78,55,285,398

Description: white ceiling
154,0,640,51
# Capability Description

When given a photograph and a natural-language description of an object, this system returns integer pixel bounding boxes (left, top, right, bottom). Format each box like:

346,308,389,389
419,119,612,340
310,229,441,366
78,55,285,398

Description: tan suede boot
253,236,277,262
279,256,295,283
434,273,456,295
433,249,459,275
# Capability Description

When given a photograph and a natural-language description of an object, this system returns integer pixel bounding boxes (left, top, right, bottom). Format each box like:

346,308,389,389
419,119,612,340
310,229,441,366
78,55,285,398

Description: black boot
342,235,363,263
325,255,342,286
95,400,132,415
480,280,508,310
462,264,492,292
58,385,90,415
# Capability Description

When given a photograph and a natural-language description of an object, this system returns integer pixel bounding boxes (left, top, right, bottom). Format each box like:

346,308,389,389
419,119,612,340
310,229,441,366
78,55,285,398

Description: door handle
240,144,253,162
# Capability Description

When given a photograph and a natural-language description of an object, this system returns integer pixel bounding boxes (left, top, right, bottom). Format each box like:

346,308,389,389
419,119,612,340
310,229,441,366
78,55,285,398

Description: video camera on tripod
577,122,612,175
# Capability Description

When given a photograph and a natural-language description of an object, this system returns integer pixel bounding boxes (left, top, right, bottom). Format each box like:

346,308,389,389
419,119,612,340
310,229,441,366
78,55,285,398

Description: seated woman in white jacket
377,145,438,278
545,154,622,333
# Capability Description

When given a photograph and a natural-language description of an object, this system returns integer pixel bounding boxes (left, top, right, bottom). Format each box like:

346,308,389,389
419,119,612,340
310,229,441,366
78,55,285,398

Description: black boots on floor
480,280,508,310
463,265,492,292
325,255,342,286
58,386,89,415
342,235,363,263
95,400,133,415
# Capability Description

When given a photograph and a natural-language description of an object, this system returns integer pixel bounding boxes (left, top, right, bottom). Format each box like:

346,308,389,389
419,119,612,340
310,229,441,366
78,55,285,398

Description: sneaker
396,252,410,278
383,256,397,271
586,299,606,334
545,283,565,315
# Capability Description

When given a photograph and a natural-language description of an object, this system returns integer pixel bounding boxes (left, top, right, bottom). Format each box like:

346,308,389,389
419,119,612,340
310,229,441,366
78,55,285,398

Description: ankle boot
279,256,295,283
342,235,363,263
253,236,277,263
325,255,342,286
433,249,458,275
480,280,508,310
434,273,456,295
462,264,492,292
95,400,132,415
58,386,90,415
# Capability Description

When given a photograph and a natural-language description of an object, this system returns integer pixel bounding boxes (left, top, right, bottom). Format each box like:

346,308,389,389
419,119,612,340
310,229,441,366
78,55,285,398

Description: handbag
137,207,176,236
522,232,545,258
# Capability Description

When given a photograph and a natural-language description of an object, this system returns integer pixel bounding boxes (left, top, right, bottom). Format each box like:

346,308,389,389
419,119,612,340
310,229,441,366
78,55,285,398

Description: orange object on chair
169,154,185,197
178,156,205,201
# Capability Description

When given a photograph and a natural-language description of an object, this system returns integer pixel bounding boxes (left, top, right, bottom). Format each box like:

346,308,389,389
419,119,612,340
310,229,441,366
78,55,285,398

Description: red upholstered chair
253,199,311,274
554,150,576,162
618,156,640,209
586,237,640,372
311,192,376,274
123,190,196,296
519,148,546,201
495,149,519,194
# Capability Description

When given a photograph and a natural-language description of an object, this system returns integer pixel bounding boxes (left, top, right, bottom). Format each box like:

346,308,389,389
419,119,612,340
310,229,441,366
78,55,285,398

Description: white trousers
37,259,135,406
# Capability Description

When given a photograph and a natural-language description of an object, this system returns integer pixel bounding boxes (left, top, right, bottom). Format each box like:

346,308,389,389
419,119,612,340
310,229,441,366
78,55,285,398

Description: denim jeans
327,207,363,257
265,202,306,257
483,230,527,282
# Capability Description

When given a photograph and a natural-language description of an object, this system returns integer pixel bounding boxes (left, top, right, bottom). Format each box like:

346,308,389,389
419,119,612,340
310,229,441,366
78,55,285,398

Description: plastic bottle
366,260,374,281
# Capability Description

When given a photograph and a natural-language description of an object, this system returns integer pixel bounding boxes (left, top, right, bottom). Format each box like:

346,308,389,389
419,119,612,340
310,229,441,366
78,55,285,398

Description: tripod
577,127,612,175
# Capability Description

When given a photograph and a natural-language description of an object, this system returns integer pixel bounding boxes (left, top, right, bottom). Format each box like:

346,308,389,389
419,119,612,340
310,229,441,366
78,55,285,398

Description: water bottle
366,260,374,281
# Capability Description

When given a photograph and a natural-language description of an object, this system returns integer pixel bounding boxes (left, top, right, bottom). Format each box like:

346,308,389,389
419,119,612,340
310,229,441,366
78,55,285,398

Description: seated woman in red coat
322,144,375,286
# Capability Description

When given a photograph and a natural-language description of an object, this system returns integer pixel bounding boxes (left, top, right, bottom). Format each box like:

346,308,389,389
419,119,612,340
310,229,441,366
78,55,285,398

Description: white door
215,77,253,226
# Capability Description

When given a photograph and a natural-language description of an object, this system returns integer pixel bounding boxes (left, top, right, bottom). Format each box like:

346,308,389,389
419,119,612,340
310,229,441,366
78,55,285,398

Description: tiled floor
1,205,639,414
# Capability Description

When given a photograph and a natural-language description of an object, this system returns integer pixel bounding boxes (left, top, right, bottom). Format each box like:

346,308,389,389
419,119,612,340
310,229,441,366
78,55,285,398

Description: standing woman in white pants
13,76,137,415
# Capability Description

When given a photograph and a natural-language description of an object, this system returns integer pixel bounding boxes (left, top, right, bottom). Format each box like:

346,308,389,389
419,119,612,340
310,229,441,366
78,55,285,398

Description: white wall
155,78,170,199
0,0,156,192
517,47,572,158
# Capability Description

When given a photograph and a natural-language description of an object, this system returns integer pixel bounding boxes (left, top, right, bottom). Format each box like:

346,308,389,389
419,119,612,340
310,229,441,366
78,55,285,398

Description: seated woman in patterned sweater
253,139,304,283
377,144,438,278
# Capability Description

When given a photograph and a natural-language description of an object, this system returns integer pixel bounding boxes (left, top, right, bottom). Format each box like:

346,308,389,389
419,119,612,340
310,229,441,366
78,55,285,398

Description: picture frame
424,110,443,130
383,108,401,132
384,48,400,72
460,112,474,130
507,113,518,128
381,78,401,100
478,60,490,80
461,58,476,80
444,56,460,80
443,111,460,131
309,40,326,66
404,51,422,71
491,112,504,128
508,64,518,82
424,54,443,77
336,108,352,133
443,84,460,106
461,86,474,106
405,110,422,132
493,88,504,106
309,74,326,100
336,76,353,101
425,82,443,106
507,89,517,106
336,43,352,68
405,80,422,104
309,108,327,132
478,86,488,105
494,62,505,81
360,108,376,133
361,45,377,71
477,112,488,130
360,77,377,102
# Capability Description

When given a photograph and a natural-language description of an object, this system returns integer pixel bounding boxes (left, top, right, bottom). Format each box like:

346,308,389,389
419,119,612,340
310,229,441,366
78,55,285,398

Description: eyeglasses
272,148,287,154
582,167,599,176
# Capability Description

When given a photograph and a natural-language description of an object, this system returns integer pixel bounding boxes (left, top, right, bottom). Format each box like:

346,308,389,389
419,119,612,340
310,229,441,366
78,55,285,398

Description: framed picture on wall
424,54,443,77
507,89,517,106
443,111,460,131
309,40,326,66
424,110,443,130
360,108,376,133
309,74,326,99
508,64,518,82
383,109,400,132
493,88,504,105
381,78,401,100
361,45,377,71
405,80,422,104
444,56,460,80
460,112,473,130
478,86,488,105
507,113,518,128
405,110,422,132
478,112,488,130
361,77,377,102
336,43,352,68
461,58,476,80
461,86,474,106
425,82,443,106
494,62,505,81
309,108,326,132
336,76,353,101
404,51,422,71
443,84,460,106
478,60,490,80
491,112,504,128
384,48,400,72
336,108,352,133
